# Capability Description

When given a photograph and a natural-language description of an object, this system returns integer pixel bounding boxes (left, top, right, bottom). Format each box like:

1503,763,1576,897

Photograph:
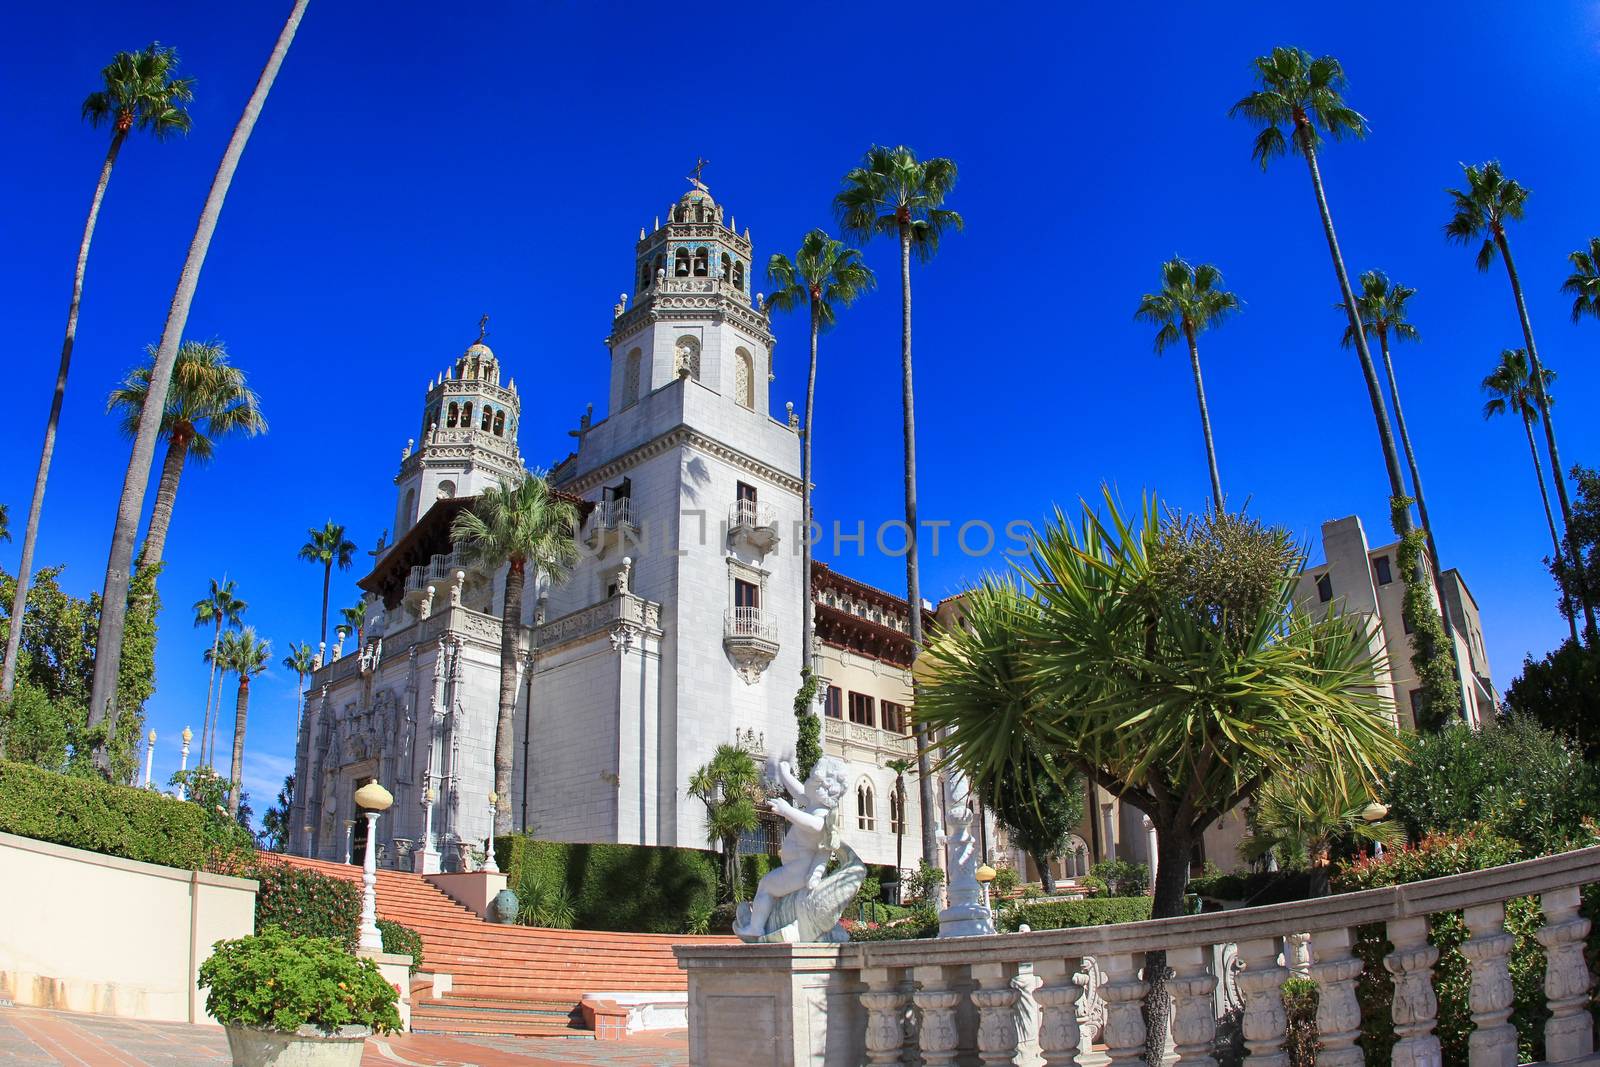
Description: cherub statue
735,756,861,942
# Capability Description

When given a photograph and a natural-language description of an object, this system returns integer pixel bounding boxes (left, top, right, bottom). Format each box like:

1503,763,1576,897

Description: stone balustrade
676,844,1600,1066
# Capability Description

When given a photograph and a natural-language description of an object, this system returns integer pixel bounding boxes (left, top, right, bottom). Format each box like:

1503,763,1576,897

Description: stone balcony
728,500,780,556
823,716,914,762
724,607,778,685
586,498,638,554
678,843,1600,1066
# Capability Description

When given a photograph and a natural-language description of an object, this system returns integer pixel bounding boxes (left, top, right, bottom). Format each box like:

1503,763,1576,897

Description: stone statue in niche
733,756,864,943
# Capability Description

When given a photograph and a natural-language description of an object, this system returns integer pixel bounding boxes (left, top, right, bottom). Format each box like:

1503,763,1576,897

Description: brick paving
0,1007,689,1066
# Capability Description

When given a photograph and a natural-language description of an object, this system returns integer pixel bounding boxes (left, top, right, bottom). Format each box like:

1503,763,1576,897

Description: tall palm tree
298,522,355,649
451,475,579,834
1483,350,1578,645
1446,161,1598,644
191,577,246,768
1133,258,1239,512
86,0,312,776
107,339,266,571
766,230,875,668
1561,237,1600,324
835,145,962,868
339,600,366,645
1,44,192,700
884,756,913,895
282,640,316,741
213,627,270,816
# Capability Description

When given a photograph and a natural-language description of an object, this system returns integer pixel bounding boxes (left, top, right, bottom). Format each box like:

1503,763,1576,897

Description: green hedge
1187,868,1315,906
496,835,718,934
377,919,425,975
0,759,208,869
999,896,1153,932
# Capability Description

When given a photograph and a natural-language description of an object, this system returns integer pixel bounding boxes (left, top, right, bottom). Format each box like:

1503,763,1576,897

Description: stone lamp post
354,780,394,952
177,726,193,799
483,791,500,873
417,785,440,874
975,862,996,912
143,729,157,789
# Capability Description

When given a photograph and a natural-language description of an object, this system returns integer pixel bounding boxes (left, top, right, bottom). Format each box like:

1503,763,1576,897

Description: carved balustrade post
860,965,911,1066
970,961,1021,1066
1167,944,1219,1067
1537,885,1595,1062
1098,952,1147,1067
1032,958,1083,1067
913,964,964,1067
1385,916,1442,1067
1235,936,1290,1067
1462,901,1517,1067
1309,926,1364,1067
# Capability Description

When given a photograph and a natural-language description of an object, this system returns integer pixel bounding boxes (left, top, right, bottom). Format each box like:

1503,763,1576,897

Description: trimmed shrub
497,835,717,934
198,926,401,1035
999,896,1152,932
376,919,424,975
1089,859,1149,897
1187,868,1316,906
0,758,208,869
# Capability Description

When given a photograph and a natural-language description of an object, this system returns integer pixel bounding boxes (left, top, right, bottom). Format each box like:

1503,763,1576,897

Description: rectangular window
881,701,907,734
736,481,757,505
1373,556,1393,586
824,686,843,719
1316,573,1333,603
848,691,875,727
734,579,760,610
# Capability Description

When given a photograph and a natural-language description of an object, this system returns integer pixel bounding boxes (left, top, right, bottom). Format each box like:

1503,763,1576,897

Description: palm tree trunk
1524,412,1582,646
319,561,331,650
86,0,312,773
1,130,127,698
227,675,250,815
137,433,190,570
494,560,525,835
898,226,937,869
800,307,819,672
202,617,221,767
894,777,906,897
1496,232,1600,645
1183,325,1224,512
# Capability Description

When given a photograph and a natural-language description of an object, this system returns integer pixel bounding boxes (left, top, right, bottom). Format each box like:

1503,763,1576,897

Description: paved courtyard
0,1006,689,1067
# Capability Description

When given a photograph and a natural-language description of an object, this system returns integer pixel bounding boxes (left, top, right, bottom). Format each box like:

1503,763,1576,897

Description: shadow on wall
682,455,711,506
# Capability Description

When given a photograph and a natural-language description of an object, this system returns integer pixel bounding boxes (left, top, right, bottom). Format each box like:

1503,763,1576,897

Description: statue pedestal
938,898,995,938
415,846,441,875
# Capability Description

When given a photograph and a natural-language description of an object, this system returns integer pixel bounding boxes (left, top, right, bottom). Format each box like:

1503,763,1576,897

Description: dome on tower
463,341,495,362
678,184,715,209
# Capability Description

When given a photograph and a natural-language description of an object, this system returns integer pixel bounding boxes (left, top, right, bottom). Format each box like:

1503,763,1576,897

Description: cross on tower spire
687,157,710,192
476,314,490,343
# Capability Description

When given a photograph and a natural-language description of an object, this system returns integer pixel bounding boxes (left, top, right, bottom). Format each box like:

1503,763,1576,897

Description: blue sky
4,1,1599,813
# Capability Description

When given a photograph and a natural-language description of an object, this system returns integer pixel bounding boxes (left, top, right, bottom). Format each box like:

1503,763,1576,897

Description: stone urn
224,1024,368,1067
490,888,520,925
391,838,415,868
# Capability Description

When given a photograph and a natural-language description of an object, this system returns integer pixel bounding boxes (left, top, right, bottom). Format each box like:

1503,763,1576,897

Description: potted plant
199,925,402,1066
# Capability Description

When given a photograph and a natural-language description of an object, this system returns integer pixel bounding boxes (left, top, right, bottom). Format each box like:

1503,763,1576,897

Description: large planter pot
490,887,520,924
223,1025,369,1067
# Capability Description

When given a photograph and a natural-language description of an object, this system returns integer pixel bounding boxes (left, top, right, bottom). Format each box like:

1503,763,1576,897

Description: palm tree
766,230,875,668
191,577,246,768
1483,350,1578,644
86,0,312,775
0,44,192,700
339,600,366,645
1133,258,1239,511
282,640,316,740
213,627,270,816
451,475,579,834
298,522,355,649
884,756,913,897
107,340,266,571
687,743,763,901
835,145,962,868
1446,161,1598,644
1561,237,1600,324
1239,763,1402,893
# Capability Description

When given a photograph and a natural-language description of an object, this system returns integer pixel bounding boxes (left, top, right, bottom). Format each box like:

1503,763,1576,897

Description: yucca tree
452,475,579,834
688,743,763,901
1,44,193,700
1134,257,1239,511
835,145,962,868
297,522,355,649
1561,237,1600,324
86,0,312,776
192,577,246,768
282,639,316,740
212,627,270,816
1483,350,1578,644
766,229,876,667
1446,161,1598,644
107,340,266,571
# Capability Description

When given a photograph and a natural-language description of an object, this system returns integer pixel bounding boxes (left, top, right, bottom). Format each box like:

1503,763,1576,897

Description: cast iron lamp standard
482,791,500,873
355,780,394,953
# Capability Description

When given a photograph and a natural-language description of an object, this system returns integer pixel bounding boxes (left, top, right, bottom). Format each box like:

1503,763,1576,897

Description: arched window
857,782,876,831
481,406,493,431
493,410,505,436
624,348,642,407
720,253,731,281
654,254,665,281
446,402,459,428
437,480,456,500
401,488,416,533
732,261,744,290
461,402,473,428
639,262,651,291
674,248,691,277
734,347,753,410
675,336,701,381
693,248,709,277
889,790,903,836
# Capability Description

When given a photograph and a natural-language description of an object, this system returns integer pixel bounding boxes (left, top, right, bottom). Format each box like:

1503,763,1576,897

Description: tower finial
687,156,710,191
476,314,490,343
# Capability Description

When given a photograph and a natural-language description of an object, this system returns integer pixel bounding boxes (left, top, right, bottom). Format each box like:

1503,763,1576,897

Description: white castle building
288,180,941,873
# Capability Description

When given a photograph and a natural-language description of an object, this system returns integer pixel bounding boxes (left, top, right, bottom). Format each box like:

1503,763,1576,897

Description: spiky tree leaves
297,522,355,650
688,742,763,901
1561,237,1600,324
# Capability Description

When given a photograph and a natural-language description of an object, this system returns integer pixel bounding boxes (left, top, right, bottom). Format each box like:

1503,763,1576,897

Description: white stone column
1462,900,1516,1067
1099,802,1116,861
1537,885,1595,1063
1167,944,1218,1067
1236,936,1289,1067
1099,952,1146,1067
859,966,910,1066
1142,815,1157,890
1309,926,1364,1067
1032,958,1082,1067
1384,916,1441,1067
970,962,1021,1066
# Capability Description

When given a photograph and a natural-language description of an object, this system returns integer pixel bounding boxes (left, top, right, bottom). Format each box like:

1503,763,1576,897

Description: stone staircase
275,853,731,1037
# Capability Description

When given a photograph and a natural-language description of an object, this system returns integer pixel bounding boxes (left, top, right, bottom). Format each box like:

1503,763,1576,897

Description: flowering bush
375,919,424,975
198,926,401,1035
210,854,362,948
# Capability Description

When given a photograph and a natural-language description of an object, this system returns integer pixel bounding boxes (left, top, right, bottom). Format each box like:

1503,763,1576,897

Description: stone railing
823,716,915,760
533,591,661,653
676,844,1600,1066
725,607,775,641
